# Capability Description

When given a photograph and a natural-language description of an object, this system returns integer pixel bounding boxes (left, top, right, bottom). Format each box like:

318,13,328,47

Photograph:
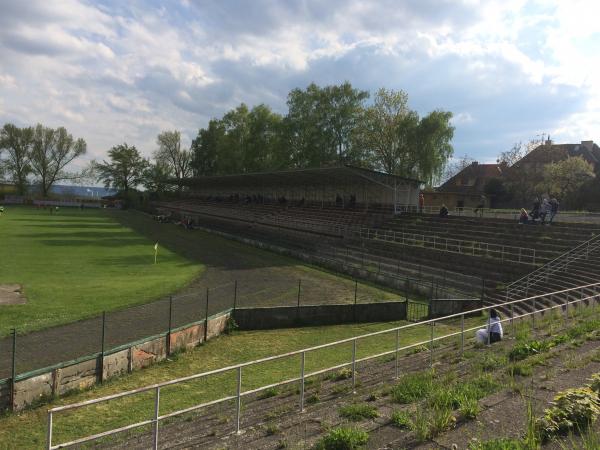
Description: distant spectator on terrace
418,193,424,214
473,195,486,217
475,309,503,345
549,198,559,224
530,198,541,222
335,194,342,207
540,198,550,224
518,208,529,224
439,204,449,218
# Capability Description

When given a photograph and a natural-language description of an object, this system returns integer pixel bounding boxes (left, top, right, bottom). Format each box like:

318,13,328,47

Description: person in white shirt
475,309,503,345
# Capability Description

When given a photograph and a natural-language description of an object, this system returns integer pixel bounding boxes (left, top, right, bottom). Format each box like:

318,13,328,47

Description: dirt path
0,211,395,380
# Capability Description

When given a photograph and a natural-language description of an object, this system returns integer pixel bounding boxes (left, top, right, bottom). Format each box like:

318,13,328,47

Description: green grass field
0,318,473,449
0,207,201,337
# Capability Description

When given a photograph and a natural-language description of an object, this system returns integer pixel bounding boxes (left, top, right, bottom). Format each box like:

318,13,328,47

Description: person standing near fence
419,193,425,214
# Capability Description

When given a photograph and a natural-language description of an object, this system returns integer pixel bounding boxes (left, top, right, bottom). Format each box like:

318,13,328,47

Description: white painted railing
356,227,537,265
47,283,600,449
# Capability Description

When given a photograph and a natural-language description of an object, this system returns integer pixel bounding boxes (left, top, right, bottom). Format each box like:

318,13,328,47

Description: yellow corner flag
154,242,159,264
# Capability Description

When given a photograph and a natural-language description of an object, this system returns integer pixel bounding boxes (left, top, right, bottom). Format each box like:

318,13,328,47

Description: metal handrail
356,227,537,265
47,282,600,449
506,233,600,300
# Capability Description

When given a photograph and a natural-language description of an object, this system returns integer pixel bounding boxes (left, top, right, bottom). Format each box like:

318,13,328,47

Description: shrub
328,368,353,381
315,426,369,450
391,371,435,404
508,340,551,361
224,316,238,334
589,373,600,393
339,403,379,421
258,387,279,400
306,393,320,404
536,387,600,441
390,410,413,429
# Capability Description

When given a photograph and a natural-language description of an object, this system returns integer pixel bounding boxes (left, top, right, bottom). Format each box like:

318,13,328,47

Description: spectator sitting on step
475,309,503,345
438,204,449,218
518,208,529,224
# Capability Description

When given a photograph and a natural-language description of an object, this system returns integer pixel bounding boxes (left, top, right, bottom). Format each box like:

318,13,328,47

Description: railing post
10,328,16,411
511,303,515,337
204,288,209,342
352,339,357,393
100,311,106,384
46,410,53,450
300,351,306,412
395,329,400,379
532,297,536,330
564,295,569,321
235,366,242,434
460,314,464,357
429,321,434,368
153,386,160,450
167,296,173,356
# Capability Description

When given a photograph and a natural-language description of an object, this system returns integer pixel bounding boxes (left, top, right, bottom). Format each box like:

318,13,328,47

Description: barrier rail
395,203,600,224
506,233,600,301
356,227,537,265
46,282,600,449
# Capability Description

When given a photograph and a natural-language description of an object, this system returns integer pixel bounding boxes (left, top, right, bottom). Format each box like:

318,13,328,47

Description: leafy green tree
190,119,225,176
143,161,172,194
30,124,87,197
0,124,33,195
539,156,595,200
155,131,192,189
93,143,149,194
353,88,454,183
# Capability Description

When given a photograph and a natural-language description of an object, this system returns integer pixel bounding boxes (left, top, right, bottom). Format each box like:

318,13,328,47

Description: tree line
190,83,454,185
1,82,455,196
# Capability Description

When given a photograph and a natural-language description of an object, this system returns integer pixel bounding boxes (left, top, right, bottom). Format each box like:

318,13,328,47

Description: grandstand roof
176,165,423,190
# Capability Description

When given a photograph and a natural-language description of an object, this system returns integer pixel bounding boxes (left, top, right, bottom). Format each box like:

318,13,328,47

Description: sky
0,0,599,170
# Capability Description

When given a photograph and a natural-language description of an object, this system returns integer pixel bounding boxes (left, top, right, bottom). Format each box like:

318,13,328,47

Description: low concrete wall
5,311,231,411
233,301,407,330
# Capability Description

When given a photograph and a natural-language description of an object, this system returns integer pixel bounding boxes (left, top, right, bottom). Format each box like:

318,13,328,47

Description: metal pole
100,312,106,384
300,351,305,412
352,339,357,393
167,296,173,356
152,387,160,450
354,280,358,305
511,303,515,337
430,322,434,368
395,329,400,379
297,279,301,308
204,288,209,342
46,410,53,450
233,280,238,311
460,314,464,357
11,328,16,411
532,297,536,330
235,366,242,434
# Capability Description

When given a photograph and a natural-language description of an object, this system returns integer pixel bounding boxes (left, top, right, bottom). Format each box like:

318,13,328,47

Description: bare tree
30,124,86,197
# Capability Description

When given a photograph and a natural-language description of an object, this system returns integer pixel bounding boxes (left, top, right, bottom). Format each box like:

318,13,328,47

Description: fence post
46,410,53,450
300,351,306,412
167,296,173,356
235,366,242,434
10,328,16,411
395,329,400,379
297,279,302,308
153,386,160,450
460,315,464,357
204,288,209,342
352,339,357,393
429,321,434,368
233,280,238,311
532,297,536,330
100,311,106,384
511,303,515,337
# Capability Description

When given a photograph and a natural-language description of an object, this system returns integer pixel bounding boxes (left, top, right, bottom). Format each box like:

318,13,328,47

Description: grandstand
155,166,600,312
